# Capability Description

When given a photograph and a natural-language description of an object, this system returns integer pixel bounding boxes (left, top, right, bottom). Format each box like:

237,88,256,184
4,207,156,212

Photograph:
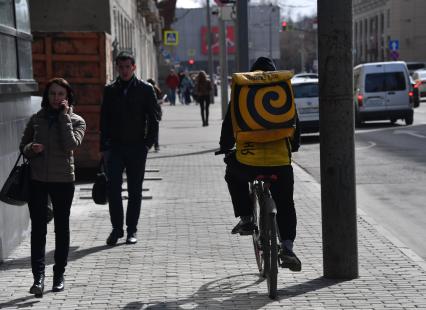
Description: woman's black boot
52,273,64,292
29,274,45,298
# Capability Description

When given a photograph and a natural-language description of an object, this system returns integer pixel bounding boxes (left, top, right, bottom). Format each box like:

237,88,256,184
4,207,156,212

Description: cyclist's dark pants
225,154,296,242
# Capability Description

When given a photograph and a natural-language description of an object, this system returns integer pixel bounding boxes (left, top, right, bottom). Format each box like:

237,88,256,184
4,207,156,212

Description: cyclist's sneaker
279,247,302,272
231,220,256,235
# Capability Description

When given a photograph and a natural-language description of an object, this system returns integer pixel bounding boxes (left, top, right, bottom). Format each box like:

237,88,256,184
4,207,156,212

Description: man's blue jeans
168,88,176,105
106,145,148,234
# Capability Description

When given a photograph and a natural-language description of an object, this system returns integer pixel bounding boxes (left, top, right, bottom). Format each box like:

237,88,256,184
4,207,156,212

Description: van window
365,72,406,92
293,83,319,98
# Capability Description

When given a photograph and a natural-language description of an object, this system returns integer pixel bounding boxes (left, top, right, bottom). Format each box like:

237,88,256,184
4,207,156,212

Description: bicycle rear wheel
264,212,278,299
251,193,263,274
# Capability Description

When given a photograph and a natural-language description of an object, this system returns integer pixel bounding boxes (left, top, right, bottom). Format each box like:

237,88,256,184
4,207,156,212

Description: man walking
100,51,159,245
165,69,180,105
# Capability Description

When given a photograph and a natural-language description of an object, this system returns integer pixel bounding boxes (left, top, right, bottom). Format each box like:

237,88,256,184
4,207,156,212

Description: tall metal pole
318,0,358,279
206,0,215,102
219,15,228,119
236,0,249,72
269,12,272,58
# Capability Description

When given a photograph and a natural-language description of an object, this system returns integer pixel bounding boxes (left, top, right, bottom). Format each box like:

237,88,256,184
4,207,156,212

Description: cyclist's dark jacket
100,75,159,151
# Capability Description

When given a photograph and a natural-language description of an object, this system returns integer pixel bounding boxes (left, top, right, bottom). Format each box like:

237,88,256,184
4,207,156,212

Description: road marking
393,130,426,138
356,141,376,150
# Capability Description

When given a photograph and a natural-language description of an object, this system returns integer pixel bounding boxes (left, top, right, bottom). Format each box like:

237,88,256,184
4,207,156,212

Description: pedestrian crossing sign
164,31,179,46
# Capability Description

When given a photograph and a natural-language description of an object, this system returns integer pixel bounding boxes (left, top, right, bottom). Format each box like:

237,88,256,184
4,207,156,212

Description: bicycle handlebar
214,149,234,155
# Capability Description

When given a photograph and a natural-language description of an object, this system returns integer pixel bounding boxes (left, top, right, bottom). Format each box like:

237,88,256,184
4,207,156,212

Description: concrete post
318,0,358,278
236,0,249,72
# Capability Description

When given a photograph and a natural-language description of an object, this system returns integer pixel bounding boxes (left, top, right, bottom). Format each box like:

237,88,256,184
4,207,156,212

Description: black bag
0,152,31,206
92,158,108,205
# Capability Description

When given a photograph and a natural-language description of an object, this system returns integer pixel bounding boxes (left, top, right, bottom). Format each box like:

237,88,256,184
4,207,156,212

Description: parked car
409,76,421,108
291,77,319,133
353,61,414,126
405,61,426,76
293,72,319,79
412,69,426,100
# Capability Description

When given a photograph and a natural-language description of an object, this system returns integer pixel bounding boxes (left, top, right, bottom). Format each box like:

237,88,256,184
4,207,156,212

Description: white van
353,61,414,126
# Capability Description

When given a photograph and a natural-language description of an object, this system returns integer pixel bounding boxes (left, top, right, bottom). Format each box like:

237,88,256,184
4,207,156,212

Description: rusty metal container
32,32,113,168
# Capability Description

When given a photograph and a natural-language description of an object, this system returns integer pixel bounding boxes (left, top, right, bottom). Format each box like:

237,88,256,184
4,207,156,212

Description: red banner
201,26,236,55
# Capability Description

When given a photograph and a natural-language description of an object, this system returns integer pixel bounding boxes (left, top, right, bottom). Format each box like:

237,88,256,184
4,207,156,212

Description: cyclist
219,56,302,271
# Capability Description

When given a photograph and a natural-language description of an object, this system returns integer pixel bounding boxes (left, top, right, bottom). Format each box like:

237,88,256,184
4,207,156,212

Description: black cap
250,57,276,72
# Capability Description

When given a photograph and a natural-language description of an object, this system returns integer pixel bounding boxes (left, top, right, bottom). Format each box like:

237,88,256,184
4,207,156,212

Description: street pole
318,0,358,279
269,12,272,59
219,14,228,119
300,33,305,72
236,0,249,72
206,0,215,103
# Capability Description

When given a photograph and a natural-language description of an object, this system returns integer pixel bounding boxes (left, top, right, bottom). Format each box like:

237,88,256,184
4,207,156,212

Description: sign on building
201,26,235,55
164,31,179,46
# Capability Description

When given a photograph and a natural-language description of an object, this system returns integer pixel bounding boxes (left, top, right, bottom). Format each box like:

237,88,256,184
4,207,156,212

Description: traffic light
281,21,288,31
188,58,195,65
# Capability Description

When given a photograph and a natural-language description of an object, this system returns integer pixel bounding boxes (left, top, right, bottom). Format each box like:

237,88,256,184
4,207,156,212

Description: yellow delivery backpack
230,70,296,143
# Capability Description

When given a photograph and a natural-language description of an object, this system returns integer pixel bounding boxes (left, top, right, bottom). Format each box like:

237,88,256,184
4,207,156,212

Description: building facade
169,5,281,74
0,0,39,261
353,0,426,64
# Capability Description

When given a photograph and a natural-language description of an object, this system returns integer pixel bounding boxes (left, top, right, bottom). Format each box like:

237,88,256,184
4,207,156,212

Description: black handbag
92,158,108,205
0,152,31,206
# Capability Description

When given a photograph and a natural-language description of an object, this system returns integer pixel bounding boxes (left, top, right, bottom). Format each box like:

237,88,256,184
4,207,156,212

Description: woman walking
194,71,212,126
20,78,86,297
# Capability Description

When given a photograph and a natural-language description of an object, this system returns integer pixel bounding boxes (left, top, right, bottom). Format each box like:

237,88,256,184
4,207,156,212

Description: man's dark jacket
100,76,159,151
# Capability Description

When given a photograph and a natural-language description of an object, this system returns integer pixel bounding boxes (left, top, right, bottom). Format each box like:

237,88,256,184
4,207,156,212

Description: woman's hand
59,99,70,114
31,143,44,154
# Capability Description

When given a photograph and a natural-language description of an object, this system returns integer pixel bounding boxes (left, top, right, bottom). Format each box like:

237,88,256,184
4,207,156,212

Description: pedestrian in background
194,71,212,126
165,69,180,105
147,78,163,152
180,72,194,105
20,77,86,297
100,51,159,246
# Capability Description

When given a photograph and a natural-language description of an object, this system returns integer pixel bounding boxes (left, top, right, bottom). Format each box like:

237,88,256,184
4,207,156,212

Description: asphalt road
293,103,426,260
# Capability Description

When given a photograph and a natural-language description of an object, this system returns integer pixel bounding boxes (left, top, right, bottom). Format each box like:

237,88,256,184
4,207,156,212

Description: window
365,72,406,92
293,83,319,98
0,0,35,92
0,0,14,27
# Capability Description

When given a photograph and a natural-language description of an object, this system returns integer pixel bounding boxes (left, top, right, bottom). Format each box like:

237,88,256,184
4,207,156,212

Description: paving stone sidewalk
1,101,426,309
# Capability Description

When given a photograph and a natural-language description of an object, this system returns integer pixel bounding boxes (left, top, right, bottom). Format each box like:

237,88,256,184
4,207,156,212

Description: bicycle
215,149,280,299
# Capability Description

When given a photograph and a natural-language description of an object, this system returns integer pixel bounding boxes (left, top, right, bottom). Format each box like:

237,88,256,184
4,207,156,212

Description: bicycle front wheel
264,212,278,299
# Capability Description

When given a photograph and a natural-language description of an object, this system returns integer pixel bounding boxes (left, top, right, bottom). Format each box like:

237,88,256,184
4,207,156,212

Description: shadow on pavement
122,274,348,309
0,244,113,271
147,148,218,160
0,294,43,309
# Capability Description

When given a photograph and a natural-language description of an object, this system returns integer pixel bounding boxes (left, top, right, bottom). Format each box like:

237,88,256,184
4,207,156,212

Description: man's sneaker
126,232,137,244
231,220,256,235
106,229,124,246
279,247,302,271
